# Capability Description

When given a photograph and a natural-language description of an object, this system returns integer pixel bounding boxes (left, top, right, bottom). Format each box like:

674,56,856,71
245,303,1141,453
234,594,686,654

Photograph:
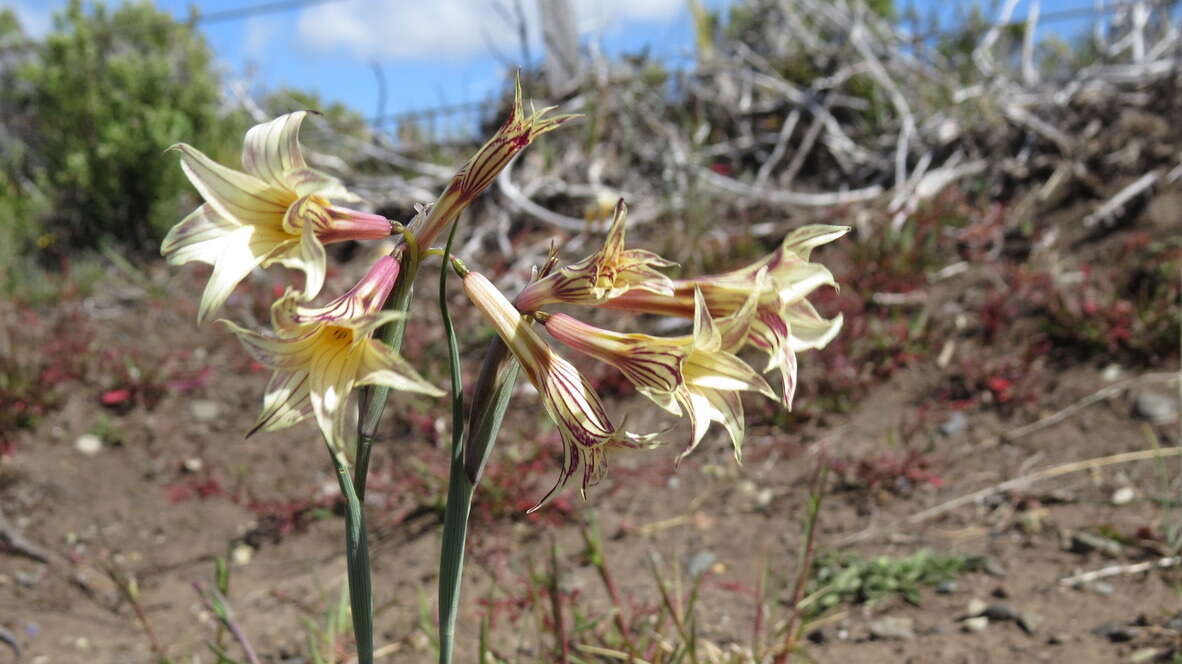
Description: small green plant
195,556,262,664
806,549,975,615
302,584,352,664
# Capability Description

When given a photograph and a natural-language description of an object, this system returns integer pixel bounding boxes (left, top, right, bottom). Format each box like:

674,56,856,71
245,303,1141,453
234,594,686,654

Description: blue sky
9,0,1108,133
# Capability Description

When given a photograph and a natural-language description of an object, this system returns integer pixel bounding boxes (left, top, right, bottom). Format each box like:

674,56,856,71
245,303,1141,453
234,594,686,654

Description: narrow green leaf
464,336,520,484
437,220,473,664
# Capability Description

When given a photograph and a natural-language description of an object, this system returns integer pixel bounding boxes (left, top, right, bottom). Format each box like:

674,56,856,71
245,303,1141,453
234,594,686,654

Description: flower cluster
165,85,845,508
460,199,847,508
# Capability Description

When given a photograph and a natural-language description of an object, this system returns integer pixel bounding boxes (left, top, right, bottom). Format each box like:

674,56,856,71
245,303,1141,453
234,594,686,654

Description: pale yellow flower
602,225,849,407
409,79,576,249
458,265,653,510
538,287,775,463
163,112,392,323
515,199,676,312
220,256,443,451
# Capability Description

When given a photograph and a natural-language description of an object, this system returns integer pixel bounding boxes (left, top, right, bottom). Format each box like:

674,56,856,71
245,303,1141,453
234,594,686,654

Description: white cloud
297,0,684,61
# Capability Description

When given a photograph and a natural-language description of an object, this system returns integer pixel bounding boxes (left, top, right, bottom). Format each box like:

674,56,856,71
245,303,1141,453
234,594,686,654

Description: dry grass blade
842,446,1182,546
1060,557,1182,586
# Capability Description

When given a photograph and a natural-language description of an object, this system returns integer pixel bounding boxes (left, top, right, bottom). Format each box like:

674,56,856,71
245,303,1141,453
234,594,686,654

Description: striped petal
172,143,291,225
684,350,775,398
161,204,239,266
294,227,327,300
515,200,675,311
774,262,838,305
241,112,308,189
692,288,722,353
284,167,355,200
307,334,365,452
249,370,313,435
357,341,445,397
461,269,650,510
541,292,774,461
785,301,844,352
700,387,746,462
781,224,850,261
218,319,322,369
197,227,268,324
675,389,712,461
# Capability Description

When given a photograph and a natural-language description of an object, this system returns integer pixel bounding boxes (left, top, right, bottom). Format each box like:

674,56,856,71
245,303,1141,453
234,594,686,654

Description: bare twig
1005,372,1176,441
842,445,1182,546
1060,556,1181,586
497,156,596,232
1021,0,1042,87
1082,171,1159,227
755,109,801,187
699,167,884,206
974,0,1022,76
0,627,19,661
0,509,50,564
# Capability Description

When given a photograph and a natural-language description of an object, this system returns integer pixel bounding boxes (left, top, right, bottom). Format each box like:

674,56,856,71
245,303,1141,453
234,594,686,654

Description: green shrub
4,0,246,254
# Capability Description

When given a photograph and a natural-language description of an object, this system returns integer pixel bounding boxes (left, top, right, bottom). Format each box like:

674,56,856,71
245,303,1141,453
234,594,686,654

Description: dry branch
1060,557,1182,586
244,0,1182,276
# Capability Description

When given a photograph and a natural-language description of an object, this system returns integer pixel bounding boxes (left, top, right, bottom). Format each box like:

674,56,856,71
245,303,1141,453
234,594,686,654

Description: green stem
348,231,424,663
438,455,474,663
327,446,373,664
356,239,422,500
436,220,470,664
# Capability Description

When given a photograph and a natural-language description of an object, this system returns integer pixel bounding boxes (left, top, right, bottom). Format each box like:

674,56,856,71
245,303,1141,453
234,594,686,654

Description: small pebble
1110,486,1136,506
1018,509,1046,534
936,580,958,594
231,543,253,566
983,604,1019,622
982,556,1007,577
189,399,222,422
1091,621,1138,642
967,598,988,616
1132,391,1178,424
687,551,716,578
183,457,204,473
868,616,915,641
1018,611,1043,634
1101,364,1124,381
1069,532,1123,557
1089,581,1115,596
409,630,430,651
962,616,989,633
74,434,103,456
1128,648,1160,663
940,411,968,436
